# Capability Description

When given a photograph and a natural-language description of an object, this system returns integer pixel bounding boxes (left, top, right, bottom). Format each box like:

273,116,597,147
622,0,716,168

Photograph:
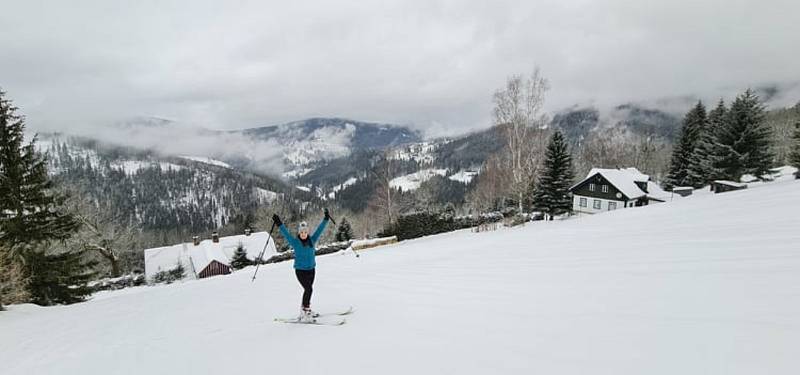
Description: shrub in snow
230,243,252,270
89,274,146,292
335,218,354,242
505,214,528,227
379,211,504,241
152,263,185,284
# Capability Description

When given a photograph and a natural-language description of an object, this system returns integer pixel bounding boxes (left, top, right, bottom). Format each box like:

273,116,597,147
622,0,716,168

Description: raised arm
310,218,329,244
273,214,301,250
279,224,302,250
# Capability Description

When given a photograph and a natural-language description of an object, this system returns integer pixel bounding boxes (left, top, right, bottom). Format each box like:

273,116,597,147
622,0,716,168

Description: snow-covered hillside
240,118,422,178
2,178,799,374
37,135,285,231
389,168,448,191
179,156,232,169
448,169,479,184
388,141,440,164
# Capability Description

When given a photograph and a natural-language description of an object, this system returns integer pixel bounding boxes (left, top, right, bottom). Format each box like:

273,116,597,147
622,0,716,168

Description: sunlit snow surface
2,177,799,374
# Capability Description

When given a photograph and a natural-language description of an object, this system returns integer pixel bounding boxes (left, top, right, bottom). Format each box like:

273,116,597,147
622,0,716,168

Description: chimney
192,236,200,246
244,228,251,236
212,232,219,243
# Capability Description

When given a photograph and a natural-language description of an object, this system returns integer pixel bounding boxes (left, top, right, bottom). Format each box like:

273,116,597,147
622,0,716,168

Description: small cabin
144,230,277,281
671,186,694,197
711,180,747,194
569,167,674,214
197,260,232,278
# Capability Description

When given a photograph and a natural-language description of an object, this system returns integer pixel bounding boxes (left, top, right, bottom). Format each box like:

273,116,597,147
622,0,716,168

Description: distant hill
36,134,292,248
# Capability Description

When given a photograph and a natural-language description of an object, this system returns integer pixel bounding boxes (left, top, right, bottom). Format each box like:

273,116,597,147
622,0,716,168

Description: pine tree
25,248,97,305
710,89,774,182
0,89,88,306
532,131,574,218
696,99,727,184
230,243,251,269
790,121,800,178
664,101,707,189
335,218,354,242
0,90,79,253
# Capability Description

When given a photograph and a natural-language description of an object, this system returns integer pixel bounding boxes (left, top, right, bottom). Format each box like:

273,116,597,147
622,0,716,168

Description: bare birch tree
492,68,550,212
68,197,138,277
368,155,398,225
466,153,507,213
574,129,672,180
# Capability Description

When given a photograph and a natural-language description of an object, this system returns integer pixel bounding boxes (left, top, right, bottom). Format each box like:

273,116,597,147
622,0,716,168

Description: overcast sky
1,0,798,136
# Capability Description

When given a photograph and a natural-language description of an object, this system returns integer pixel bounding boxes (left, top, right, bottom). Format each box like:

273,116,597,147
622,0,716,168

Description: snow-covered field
2,178,799,374
390,168,448,191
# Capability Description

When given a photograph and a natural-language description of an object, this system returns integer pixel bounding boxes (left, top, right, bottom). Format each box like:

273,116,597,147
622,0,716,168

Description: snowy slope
2,179,800,374
240,118,422,178
389,168,448,191
113,160,184,175
388,141,440,163
179,156,231,169
448,169,479,184
326,177,358,200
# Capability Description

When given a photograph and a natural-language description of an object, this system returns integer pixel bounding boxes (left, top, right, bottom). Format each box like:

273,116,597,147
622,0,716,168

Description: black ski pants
295,269,315,308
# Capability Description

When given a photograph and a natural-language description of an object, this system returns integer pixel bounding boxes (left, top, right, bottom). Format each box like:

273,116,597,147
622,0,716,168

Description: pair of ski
274,306,354,326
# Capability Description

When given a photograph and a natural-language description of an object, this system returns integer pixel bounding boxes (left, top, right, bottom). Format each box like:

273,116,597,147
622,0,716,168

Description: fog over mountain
2,0,798,137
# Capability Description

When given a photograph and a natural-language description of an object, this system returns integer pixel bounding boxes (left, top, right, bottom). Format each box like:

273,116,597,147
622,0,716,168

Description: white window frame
593,199,602,209
608,201,617,210
579,197,587,207
602,185,609,193
589,183,596,191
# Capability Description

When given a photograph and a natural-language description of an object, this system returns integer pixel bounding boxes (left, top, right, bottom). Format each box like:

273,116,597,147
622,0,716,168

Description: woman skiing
272,208,330,322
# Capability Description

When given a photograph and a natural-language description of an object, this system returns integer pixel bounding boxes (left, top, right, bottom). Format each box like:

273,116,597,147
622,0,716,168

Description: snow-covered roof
575,168,650,200
189,232,276,272
770,166,798,178
742,166,799,183
571,167,679,202
144,232,277,279
645,181,675,201
143,244,194,280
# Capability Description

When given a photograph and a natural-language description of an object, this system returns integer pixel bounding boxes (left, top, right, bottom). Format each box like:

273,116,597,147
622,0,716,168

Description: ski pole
251,220,278,282
325,207,337,225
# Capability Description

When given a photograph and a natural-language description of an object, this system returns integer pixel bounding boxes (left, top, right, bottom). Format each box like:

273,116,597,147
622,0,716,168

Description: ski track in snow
2,179,800,374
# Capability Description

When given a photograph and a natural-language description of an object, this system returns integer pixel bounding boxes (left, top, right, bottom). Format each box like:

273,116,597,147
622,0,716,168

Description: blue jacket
279,218,328,270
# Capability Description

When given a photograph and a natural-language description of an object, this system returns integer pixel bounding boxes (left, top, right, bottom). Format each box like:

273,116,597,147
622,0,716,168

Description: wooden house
144,230,277,281
569,167,674,214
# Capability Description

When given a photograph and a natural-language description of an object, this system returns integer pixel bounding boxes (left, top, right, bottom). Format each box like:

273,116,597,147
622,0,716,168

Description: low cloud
2,0,798,136
83,121,286,175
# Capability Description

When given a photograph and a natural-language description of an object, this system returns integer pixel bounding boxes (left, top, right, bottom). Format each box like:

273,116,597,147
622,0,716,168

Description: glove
324,208,331,221
272,214,282,226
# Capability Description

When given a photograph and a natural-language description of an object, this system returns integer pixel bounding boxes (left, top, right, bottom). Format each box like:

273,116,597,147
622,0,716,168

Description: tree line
664,91,781,189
